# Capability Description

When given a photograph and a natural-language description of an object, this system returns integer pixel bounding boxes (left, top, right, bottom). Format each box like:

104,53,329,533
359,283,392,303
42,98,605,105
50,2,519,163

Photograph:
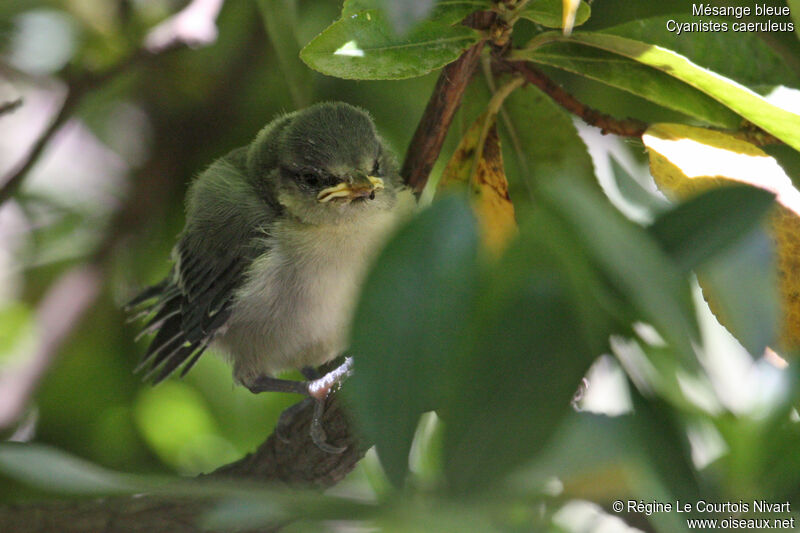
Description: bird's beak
317,175,384,203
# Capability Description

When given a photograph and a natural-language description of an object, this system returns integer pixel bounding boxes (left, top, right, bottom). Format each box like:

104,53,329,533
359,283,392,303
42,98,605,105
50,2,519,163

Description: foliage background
0,0,799,531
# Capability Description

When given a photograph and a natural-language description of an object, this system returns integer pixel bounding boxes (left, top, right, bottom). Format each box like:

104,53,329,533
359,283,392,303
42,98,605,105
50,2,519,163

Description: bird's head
262,102,402,225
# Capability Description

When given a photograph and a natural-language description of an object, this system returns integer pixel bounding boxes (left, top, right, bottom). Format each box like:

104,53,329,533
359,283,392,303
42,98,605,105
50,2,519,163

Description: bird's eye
297,171,322,187
371,160,381,176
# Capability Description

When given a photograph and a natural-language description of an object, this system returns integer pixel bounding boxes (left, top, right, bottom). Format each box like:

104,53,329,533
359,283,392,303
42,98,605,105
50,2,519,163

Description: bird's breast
219,206,404,382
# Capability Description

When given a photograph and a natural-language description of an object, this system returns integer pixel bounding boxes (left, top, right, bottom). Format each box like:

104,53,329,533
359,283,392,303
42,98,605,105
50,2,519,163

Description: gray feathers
129,148,272,383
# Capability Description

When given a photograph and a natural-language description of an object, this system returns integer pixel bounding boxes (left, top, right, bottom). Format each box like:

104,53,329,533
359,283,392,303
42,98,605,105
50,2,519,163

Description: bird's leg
250,357,354,453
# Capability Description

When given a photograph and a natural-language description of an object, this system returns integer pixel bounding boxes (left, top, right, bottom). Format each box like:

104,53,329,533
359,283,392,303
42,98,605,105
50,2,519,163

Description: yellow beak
317,176,384,203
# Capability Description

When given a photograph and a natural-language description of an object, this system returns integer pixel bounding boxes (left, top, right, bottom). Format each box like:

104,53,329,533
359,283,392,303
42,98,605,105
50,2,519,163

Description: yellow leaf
643,123,800,350
440,112,517,255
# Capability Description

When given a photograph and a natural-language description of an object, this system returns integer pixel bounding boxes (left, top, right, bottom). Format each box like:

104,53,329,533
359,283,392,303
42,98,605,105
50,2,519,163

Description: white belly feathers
216,199,409,385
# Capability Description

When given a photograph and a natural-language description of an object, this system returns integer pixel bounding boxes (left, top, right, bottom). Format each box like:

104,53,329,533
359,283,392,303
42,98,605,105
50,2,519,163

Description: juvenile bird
127,102,414,452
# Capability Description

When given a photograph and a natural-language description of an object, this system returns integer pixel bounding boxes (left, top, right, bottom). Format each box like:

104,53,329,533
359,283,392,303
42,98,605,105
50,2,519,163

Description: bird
126,102,415,453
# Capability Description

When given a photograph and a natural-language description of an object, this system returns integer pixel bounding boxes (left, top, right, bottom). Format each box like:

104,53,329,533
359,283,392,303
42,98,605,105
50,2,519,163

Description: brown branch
503,59,786,147
504,60,648,137
0,398,365,533
401,42,486,193
400,11,497,193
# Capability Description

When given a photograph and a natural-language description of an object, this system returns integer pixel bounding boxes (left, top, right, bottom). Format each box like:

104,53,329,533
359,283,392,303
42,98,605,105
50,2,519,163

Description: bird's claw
275,397,313,443
310,397,346,454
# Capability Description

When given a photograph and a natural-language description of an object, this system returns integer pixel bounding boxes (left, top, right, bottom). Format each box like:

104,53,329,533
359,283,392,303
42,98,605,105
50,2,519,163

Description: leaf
648,184,775,273
791,0,800,39
300,9,482,80
542,178,699,362
257,0,312,108
346,196,480,486
500,83,599,198
439,113,517,255
343,0,492,26
515,43,741,128
518,0,590,30
442,212,599,492
609,157,671,215
564,33,800,150
602,16,800,89
698,229,778,356
0,443,147,494
642,123,791,351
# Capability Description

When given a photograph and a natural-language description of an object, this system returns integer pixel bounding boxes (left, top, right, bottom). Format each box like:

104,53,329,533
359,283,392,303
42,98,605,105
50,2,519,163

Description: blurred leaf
0,443,147,494
698,229,779,356
343,0,491,26
442,209,602,492
648,184,775,273
300,9,481,80
792,0,800,38
515,43,742,128
562,33,800,150
381,0,436,33
609,157,670,215
134,382,239,474
602,16,800,89
439,114,517,255
347,196,480,486
518,0,590,29
643,123,790,350
0,302,34,363
257,0,312,108
501,84,598,201
764,145,800,189
543,178,698,362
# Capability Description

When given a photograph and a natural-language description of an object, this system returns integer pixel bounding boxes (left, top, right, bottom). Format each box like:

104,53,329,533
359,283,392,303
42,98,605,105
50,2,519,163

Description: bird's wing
127,148,274,383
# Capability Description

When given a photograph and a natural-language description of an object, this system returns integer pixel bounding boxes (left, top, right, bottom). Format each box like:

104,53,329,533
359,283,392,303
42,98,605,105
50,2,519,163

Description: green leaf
648,184,775,273
609,157,670,215
300,9,482,80
764,145,800,189
515,43,742,128
791,0,800,39
0,443,147,494
442,211,599,492
519,0,590,29
552,32,800,151
347,195,480,486
500,83,599,206
542,178,699,362
257,0,312,108
697,228,779,356
602,16,800,89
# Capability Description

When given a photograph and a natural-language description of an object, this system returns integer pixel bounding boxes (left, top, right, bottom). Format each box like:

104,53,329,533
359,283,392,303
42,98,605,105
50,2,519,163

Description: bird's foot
307,356,354,400
250,357,354,453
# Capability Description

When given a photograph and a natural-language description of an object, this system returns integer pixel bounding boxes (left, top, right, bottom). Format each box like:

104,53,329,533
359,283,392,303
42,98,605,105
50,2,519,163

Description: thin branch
401,42,486,193
504,60,648,137
0,98,23,117
0,46,181,207
503,59,785,147
0,266,103,429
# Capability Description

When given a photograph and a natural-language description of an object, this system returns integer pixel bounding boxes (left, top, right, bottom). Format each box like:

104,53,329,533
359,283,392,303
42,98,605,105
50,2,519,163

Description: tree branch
400,12,497,194
502,59,785,147
401,42,486,193
0,98,22,117
0,397,366,532
0,46,181,207
504,60,648,137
